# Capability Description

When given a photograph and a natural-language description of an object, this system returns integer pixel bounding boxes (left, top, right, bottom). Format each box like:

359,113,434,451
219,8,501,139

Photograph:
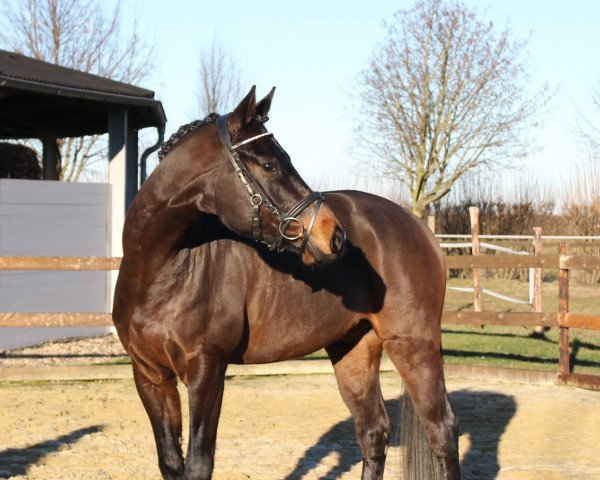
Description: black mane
157,113,219,161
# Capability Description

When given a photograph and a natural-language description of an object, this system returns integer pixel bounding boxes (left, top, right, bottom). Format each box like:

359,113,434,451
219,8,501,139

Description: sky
115,0,600,193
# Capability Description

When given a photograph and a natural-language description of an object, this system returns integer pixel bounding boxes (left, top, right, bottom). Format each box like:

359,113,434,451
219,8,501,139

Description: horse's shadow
284,390,516,480
451,389,516,480
0,425,102,477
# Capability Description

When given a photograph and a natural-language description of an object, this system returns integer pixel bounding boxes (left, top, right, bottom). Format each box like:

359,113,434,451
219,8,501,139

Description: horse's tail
399,387,444,480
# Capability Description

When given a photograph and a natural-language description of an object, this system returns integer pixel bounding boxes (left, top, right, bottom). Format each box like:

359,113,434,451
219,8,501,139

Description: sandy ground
0,370,599,480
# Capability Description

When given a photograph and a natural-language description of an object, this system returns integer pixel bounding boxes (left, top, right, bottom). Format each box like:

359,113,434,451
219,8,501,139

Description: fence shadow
443,348,559,366
283,390,515,480
0,425,102,477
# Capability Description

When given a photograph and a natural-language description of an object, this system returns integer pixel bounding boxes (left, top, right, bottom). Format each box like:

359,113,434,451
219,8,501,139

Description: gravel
0,334,128,368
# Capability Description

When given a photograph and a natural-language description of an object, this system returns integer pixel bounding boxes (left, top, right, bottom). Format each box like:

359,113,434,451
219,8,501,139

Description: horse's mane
157,113,219,161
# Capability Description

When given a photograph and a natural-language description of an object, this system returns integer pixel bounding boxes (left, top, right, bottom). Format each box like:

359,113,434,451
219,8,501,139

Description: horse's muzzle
304,224,346,265
331,226,346,255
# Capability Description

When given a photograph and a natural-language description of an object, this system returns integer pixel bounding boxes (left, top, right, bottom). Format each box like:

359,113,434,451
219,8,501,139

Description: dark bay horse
112,87,460,480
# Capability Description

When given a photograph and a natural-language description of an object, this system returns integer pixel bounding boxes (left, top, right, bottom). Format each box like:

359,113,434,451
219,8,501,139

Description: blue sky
121,0,600,192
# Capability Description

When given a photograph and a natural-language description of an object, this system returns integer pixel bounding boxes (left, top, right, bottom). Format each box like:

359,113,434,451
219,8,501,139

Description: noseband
216,114,327,260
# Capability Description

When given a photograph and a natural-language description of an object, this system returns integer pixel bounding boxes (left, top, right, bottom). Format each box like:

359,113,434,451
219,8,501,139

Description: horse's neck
121,170,209,274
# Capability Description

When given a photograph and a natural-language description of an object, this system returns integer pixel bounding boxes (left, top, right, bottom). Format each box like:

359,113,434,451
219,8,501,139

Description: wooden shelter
0,49,166,258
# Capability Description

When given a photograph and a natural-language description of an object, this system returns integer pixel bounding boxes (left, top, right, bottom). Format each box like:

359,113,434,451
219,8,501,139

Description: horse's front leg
184,350,228,480
132,362,184,480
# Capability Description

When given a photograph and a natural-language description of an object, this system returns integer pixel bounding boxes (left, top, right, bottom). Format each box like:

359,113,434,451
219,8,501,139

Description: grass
442,277,600,374
305,327,600,375
441,325,600,375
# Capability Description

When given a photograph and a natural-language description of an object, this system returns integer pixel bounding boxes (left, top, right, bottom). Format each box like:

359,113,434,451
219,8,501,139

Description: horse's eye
262,162,276,173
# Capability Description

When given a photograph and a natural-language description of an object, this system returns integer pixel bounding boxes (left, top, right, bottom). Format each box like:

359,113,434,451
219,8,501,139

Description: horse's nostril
331,227,346,253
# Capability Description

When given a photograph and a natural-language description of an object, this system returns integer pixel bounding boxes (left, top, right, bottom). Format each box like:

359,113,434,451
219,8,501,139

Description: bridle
216,113,328,261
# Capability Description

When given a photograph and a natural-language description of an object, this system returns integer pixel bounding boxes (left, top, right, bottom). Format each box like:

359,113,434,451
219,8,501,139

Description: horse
112,86,461,480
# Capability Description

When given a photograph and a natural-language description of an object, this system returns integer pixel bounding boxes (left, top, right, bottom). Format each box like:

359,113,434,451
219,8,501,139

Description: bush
562,163,600,284
433,174,554,280
0,142,41,179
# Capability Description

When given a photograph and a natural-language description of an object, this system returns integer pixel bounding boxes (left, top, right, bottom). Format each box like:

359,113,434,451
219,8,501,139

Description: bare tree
0,0,155,181
197,37,244,116
577,82,600,164
353,0,547,217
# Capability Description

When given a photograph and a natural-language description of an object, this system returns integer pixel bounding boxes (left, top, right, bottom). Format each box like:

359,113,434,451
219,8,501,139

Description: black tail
399,389,444,480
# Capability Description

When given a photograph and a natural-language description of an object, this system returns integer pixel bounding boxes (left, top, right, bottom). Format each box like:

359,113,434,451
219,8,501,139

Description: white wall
0,179,112,350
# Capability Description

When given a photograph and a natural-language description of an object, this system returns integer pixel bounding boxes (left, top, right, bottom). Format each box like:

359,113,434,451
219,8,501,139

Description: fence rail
445,254,558,269
437,234,600,241
440,311,600,330
1,250,599,389
0,312,113,327
0,256,121,271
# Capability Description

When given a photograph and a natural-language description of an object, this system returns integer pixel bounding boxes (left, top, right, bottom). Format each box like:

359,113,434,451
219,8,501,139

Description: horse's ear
256,87,276,121
229,86,257,137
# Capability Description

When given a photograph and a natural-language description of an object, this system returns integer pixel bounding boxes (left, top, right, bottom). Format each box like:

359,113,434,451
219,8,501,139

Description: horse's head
210,86,346,265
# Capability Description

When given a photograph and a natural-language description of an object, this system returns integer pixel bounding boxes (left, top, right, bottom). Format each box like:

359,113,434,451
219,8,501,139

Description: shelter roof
0,49,166,139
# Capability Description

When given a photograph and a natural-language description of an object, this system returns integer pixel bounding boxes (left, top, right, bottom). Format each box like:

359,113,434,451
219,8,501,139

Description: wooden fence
1,247,599,389
435,206,600,313
443,244,600,389
0,257,118,327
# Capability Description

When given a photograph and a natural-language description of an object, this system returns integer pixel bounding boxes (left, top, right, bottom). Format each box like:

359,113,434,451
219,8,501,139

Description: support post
108,107,138,314
41,137,60,180
558,242,570,378
469,206,482,314
126,127,139,208
109,108,126,259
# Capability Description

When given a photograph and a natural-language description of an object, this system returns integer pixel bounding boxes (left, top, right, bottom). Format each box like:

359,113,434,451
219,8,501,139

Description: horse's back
324,190,444,271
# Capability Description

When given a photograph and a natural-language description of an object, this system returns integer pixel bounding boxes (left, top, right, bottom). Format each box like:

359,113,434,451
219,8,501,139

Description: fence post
558,242,570,379
427,214,436,233
532,227,544,334
469,206,482,313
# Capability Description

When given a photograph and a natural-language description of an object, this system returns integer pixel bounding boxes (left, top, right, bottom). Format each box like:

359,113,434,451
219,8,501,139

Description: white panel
0,179,112,349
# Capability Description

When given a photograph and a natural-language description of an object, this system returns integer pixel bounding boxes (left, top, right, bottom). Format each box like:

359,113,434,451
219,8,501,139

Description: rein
216,113,326,260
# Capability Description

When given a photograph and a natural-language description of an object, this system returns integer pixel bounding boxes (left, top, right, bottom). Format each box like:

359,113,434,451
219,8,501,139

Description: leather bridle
216,113,328,261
